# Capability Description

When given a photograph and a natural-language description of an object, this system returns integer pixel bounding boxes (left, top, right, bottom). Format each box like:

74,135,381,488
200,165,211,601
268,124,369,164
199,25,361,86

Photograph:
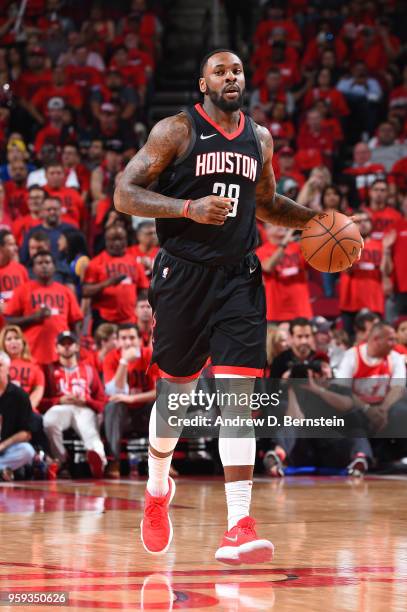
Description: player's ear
198,77,207,94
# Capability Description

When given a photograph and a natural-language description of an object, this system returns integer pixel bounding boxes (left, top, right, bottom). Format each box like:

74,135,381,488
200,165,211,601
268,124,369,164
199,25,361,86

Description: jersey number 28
213,182,240,218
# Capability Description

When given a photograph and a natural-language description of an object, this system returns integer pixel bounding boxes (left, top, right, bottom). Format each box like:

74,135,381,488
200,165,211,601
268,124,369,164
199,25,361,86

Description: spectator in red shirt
31,66,82,120
0,181,12,231
273,146,305,187
12,185,44,246
344,142,386,202
386,199,407,316
303,68,349,117
89,323,118,375
103,323,156,478
252,38,300,89
365,179,402,240
135,295,153,348
389,65,407,110
90,140,123,214
90,68,138,124
34,97,64,155
61,144,90,196
44,161,86,228
4,160,29,219
351,22,399,74
127,221,159,278
42,331,107,478
393,317,407,357
250,68,294,117
4,251,83,364
0,230,28,308
297,108,336,167
267,102,295,150
0,325,44,413
256,225,312,322
15,47,52,126
64,44,103,96
254,3,302,49
339,212,387,336
83,225,149,330
302,27,348,70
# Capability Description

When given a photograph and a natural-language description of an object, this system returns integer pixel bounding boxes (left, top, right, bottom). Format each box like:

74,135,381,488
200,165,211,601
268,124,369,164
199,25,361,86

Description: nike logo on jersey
200,133,217,140
249,266,257,274
224,535,239,543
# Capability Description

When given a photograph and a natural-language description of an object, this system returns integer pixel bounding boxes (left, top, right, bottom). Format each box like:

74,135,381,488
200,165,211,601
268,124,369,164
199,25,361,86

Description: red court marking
0,486,190,513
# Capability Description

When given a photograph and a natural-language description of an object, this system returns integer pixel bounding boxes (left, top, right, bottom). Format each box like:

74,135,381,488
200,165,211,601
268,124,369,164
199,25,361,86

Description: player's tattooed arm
114,114,232,225
114,114,188,218
255,126,317,229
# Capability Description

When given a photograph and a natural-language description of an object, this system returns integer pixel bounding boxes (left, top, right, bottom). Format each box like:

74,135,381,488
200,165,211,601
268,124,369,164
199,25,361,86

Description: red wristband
183,199,192,218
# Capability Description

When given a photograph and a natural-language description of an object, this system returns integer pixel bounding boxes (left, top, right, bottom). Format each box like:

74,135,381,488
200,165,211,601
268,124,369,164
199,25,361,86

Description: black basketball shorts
148,249,267,378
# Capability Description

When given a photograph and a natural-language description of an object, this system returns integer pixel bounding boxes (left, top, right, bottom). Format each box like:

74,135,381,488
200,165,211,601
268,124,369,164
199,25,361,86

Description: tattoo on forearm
257,193,317,229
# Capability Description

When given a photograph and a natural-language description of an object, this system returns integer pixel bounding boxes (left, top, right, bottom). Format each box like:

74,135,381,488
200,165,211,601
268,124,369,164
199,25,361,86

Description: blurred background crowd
0,0,407,481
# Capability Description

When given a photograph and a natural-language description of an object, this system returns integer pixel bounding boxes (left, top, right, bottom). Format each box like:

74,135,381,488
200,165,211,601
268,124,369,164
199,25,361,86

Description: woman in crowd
0,325,55,476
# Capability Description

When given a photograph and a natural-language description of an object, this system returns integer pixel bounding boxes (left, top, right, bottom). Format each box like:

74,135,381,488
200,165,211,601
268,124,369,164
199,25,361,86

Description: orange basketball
300,210,363,273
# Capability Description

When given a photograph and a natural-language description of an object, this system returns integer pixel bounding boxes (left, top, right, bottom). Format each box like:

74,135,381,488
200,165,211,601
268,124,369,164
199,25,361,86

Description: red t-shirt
256,242,313,321
4,280,83,364
367,206,403,240
297,123,336,157
31,84,83,115
254,18,302,46
12,215,42,246
389,157,407,193
44,185,86,228
392,219,407,293
127,244,159,270
303,88,349,116
0,260,29,302
34,125,62,155
4,182,29,218
42,361,106,413
15,69,52,100
84,251,149,323
9,357,45,395
65,65,103,93
344,164,386,202
339,238,384,313
103,346,156,407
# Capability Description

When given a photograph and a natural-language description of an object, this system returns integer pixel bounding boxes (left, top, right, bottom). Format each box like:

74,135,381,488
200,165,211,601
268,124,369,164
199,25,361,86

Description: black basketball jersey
156,103,263,265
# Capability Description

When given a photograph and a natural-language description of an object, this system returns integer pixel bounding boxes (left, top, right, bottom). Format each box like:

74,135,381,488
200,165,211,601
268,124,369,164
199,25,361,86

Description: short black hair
289,317,312,335
370,178,388,189
354,309,380,332
200,48,240,77
29,230,51,243
118,323,140,336
32,250,55,264
0,229,12,246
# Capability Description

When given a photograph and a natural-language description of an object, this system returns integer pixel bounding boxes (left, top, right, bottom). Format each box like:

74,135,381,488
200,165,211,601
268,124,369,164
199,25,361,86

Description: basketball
300,210,363,273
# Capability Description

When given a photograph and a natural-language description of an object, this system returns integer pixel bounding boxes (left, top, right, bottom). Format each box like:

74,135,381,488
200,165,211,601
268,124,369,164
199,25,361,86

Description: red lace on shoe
238,517,257,536
145,497,168,529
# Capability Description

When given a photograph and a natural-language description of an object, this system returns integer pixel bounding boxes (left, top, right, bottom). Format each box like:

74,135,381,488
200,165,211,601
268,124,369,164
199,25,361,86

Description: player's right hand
188,196,233,225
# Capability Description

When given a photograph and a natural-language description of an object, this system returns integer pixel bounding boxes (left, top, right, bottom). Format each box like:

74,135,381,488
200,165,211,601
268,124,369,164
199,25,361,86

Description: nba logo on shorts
162,267,170,278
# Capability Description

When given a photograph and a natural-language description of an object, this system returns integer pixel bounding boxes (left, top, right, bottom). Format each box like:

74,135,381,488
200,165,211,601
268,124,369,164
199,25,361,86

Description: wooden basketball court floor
0,475,406,611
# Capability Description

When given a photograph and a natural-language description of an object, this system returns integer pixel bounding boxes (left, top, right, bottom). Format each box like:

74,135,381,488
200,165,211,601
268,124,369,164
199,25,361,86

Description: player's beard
205,85,243,112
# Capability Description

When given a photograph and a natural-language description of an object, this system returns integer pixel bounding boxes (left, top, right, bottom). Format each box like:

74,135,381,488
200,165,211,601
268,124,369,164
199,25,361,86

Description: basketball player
114,50,317,565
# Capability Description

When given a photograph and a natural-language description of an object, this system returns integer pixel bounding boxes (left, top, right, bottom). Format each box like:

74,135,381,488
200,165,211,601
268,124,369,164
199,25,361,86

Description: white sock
225,480,252,531
147,451,172,497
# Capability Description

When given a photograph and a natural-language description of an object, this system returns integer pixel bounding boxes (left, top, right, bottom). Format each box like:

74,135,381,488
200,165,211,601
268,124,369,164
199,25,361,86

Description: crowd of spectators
1,0,407,480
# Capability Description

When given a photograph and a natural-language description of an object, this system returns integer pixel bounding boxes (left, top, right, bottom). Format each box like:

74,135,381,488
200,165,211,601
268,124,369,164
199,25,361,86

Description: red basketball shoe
215,516,274,565
141,477,176,554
